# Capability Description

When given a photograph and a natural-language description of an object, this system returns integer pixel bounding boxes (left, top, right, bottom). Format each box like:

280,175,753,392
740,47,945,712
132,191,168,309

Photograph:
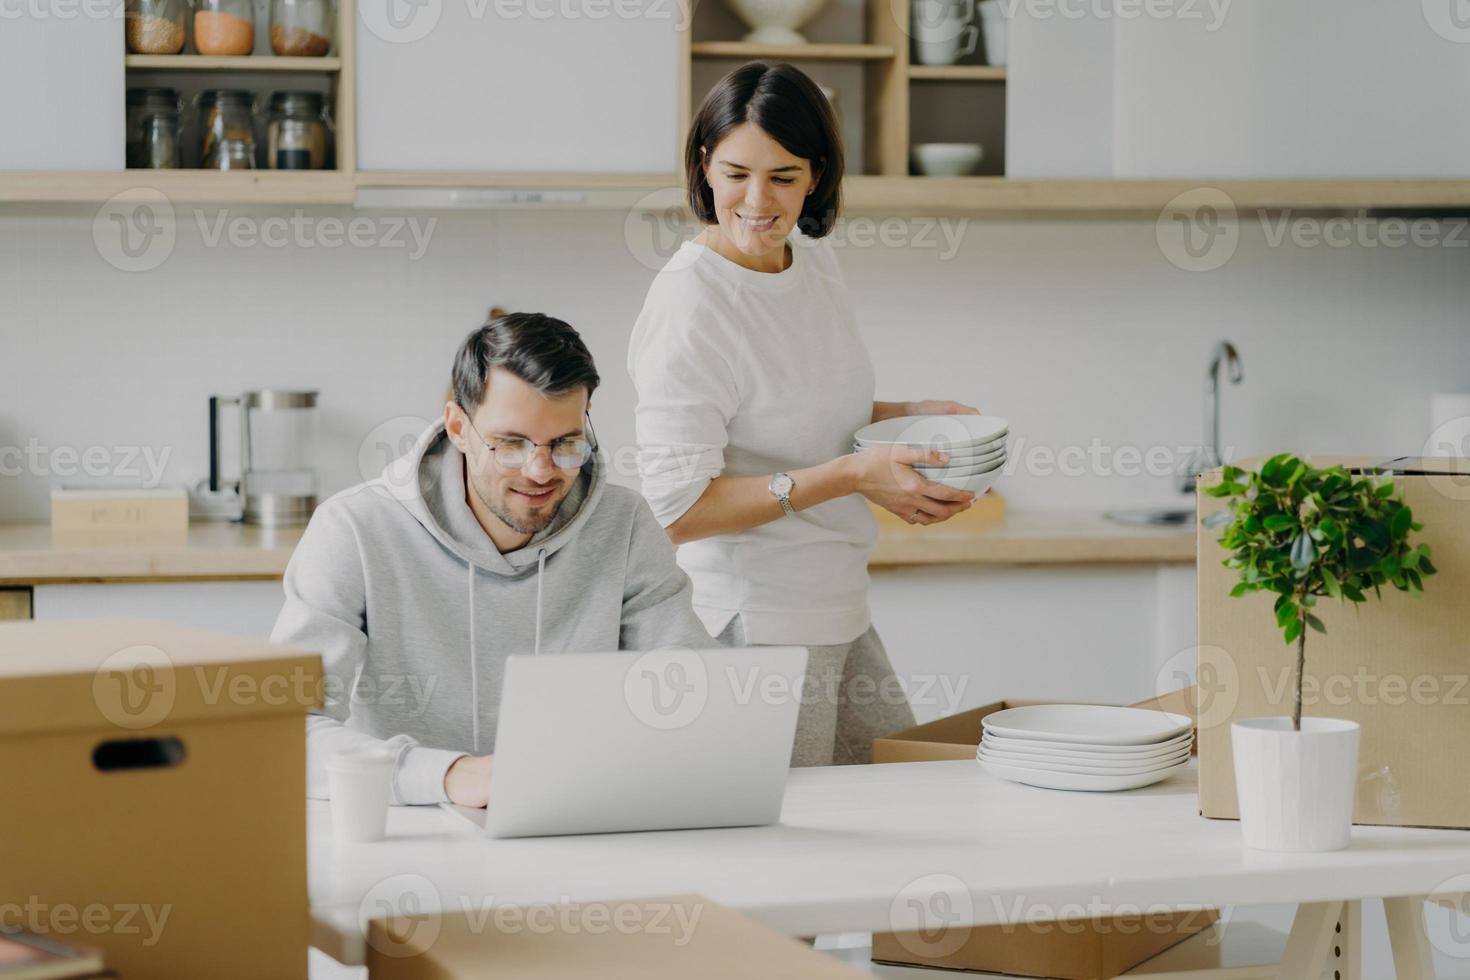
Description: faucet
1180,341,1244,494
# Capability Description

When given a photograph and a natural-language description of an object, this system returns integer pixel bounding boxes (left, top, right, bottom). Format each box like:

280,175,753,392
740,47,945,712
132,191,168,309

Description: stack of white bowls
852,415,1008,495
976,704,1193,792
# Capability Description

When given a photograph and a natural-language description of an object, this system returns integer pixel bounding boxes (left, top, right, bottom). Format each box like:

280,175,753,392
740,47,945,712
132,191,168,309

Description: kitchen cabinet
354,0,681,173
1009,2,1470,180
0,14,124,169
32,582,285,639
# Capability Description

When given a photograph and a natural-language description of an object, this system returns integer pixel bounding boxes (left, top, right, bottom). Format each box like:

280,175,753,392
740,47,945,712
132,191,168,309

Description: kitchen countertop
868,504,1196,567
0,503,1194,585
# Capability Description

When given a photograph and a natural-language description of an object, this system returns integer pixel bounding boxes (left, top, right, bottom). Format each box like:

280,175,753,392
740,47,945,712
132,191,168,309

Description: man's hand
445,753,494,808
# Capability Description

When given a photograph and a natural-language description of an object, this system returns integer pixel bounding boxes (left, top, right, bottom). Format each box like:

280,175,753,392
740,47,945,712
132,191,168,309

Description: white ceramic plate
978,743,1192,773
976,755,1190,792
981,704,1193,746
915,454,1006,479
854,415,1008,450
854,441,1008,467
915,446,1007,472
858,428,1007,450
928,468,1003,494
855,434,1008,460
981,730,1192,761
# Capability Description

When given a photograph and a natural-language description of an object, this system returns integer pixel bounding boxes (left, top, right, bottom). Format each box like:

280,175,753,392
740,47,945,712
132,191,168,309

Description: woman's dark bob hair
684,61,844,238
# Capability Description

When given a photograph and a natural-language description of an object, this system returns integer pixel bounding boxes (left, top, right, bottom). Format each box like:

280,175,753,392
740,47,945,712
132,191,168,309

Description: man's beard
472,476,561,536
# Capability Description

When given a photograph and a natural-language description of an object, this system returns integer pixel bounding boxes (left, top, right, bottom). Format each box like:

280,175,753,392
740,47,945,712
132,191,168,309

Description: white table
310,761,1470,977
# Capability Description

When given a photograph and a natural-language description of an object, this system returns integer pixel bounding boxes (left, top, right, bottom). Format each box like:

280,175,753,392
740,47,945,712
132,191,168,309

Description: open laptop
441,646,808,838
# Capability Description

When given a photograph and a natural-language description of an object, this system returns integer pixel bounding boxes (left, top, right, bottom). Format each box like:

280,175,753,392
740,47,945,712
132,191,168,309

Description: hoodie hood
382,419,606,574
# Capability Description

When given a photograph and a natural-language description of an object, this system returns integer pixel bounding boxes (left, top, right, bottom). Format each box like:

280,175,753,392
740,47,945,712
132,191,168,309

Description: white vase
1231,717,1361,852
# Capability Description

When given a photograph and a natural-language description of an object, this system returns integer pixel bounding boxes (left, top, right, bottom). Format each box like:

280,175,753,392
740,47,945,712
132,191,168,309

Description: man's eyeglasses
461,413,597,471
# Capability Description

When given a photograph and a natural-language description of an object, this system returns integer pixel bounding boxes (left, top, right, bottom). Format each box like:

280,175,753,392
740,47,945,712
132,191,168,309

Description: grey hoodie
270,421,714,805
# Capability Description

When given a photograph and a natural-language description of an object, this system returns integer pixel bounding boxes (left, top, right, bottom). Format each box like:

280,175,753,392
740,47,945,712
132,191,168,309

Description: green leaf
1284,617,1304,644
1276,600,1298,629
1290,532,1315,571
1229,582,1254,598
1306,613,1326,633
1264,514,1297,533
1391,505,1412,539
1321,566,1342,600
1342,584,1366,603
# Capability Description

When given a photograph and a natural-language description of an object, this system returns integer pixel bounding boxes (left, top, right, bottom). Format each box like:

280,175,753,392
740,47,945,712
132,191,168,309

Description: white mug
978,0,1007,66
913,0,979,66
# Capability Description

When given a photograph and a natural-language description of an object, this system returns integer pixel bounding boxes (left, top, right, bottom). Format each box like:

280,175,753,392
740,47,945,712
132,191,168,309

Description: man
272,313,713,807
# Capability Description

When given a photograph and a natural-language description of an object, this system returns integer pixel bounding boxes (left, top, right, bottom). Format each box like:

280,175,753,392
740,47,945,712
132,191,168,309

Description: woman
627,61,979,766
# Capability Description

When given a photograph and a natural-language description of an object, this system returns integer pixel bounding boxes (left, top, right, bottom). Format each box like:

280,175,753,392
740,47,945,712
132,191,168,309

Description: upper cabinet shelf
909,65,1006,81
689,41,896,61
124,54,343,72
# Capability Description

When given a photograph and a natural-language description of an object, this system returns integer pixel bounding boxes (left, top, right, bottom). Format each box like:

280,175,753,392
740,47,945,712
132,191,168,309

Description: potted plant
1202,453,1435,851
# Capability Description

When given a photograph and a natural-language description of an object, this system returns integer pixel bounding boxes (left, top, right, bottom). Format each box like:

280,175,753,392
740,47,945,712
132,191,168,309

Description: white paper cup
326,749,395,843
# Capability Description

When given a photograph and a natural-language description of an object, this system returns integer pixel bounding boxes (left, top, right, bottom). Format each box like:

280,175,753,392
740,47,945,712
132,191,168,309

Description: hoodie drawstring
467,562,480,755
466,548,549,755
534,548,547,657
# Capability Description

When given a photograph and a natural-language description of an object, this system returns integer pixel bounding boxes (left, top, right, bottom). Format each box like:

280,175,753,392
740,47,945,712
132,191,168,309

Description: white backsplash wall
1,204,1468,523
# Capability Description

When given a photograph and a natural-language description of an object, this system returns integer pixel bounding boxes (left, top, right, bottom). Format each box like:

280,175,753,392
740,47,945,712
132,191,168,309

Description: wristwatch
769,472,796,517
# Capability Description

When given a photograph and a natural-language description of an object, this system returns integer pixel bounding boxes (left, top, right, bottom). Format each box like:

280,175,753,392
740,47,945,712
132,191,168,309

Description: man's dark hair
451,312,601,412
685,61,844,238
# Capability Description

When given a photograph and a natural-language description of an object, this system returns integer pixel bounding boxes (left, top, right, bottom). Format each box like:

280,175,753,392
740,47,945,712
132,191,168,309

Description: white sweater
627,234,878,646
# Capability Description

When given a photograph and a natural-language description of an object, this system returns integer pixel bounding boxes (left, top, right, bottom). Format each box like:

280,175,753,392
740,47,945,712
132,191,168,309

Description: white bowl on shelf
911,142,984,177
723,0,830,45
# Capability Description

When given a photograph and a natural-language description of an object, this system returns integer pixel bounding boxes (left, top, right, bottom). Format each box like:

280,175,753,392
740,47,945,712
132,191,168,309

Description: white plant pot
1231,717,1361,852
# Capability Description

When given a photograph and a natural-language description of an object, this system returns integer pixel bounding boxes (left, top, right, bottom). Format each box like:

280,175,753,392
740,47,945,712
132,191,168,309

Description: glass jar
265,91,331,170
126,88,182,168
198,89,258,170
139,108,183,168
270,0,333,56
194,0,255,56
125,0,187,54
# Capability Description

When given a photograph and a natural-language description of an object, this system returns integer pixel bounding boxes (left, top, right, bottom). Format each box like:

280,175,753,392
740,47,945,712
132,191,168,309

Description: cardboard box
1197,456,1470,829
366,894,868,979
871,695,1214,979
0,618,322,979
50,487,188,535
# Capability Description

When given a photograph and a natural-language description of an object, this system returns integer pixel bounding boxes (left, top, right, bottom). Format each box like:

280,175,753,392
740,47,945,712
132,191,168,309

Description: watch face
771,473,794,497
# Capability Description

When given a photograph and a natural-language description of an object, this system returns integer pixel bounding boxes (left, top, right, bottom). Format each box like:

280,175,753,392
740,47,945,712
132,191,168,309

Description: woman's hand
908,399,981,417
847,446,976,526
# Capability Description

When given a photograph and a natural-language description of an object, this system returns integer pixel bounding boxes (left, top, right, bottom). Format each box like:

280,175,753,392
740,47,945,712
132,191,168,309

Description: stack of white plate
852,415,1008,494
976,704,1193,792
